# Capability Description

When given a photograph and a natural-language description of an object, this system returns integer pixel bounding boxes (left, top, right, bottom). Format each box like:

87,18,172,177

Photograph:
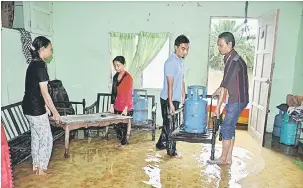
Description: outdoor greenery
208,20,256,71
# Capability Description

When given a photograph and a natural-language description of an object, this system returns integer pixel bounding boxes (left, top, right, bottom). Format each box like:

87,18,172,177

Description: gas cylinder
184,85,208,134
273,109,284,137
280,113,297,145
133,89,148,123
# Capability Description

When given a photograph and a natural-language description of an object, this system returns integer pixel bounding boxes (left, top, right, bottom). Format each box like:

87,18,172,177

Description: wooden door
248,10,279,146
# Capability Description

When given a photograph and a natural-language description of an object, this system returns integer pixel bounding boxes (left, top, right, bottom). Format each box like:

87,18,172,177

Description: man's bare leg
226,138,235,164
219,140,231,164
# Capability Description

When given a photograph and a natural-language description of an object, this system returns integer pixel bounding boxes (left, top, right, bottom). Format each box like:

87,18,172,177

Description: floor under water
13,130,303,188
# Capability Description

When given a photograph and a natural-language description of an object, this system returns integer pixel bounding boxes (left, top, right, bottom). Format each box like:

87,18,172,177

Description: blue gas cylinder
273,109,284,137
280,113,297,145
184,85,208,134
133,89,148,123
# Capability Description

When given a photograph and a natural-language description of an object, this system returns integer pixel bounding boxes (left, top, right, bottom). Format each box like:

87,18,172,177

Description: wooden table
50,113,132,158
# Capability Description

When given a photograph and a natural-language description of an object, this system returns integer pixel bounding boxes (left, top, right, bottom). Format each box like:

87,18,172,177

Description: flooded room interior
1,1,303,188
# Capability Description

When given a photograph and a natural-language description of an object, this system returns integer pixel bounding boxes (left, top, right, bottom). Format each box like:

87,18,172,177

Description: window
1,1,53,36
142,39,170,89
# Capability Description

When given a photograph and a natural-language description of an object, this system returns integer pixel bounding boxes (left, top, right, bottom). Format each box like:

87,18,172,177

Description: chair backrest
95,93,111,113
95,93,156,119
84,101,98,114
1,102,30,141
54,99,86,115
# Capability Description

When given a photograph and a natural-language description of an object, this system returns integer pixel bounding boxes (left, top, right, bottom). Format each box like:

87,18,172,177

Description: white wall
1,28,55,106
292,11,303,95
51,1,302,130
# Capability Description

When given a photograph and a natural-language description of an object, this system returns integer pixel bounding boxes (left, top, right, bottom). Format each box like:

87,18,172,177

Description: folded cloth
288,106,303,116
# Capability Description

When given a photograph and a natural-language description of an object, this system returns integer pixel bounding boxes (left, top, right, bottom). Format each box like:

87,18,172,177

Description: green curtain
109,32,137,70
108,32,137,90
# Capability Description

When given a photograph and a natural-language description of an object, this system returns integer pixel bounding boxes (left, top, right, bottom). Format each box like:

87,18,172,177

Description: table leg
105,126,109,139
127,119,131,141
64,128,70,158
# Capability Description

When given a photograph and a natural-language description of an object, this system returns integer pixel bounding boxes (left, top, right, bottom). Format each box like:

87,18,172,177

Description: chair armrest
84,101,98,114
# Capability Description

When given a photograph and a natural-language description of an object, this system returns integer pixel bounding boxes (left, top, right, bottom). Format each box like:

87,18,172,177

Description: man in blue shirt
156,35,190,156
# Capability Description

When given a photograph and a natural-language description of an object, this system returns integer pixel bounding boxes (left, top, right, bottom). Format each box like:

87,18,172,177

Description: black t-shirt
22,59,49,116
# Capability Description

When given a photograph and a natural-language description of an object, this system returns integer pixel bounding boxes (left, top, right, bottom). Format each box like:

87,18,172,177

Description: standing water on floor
13,130,303,188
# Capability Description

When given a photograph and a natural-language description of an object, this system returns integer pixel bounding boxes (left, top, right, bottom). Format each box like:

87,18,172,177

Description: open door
248,10,279,146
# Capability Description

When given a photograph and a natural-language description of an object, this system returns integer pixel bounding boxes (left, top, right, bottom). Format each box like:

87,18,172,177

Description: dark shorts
220,103,247,140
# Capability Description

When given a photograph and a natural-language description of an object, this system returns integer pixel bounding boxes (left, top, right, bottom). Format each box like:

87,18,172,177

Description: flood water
13,130,303,188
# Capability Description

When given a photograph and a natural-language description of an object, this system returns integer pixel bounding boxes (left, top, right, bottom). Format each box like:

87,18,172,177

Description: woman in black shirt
22,36,60,176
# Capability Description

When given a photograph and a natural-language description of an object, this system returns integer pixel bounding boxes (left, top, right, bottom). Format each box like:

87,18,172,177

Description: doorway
206,17,258,128
207,10,281,148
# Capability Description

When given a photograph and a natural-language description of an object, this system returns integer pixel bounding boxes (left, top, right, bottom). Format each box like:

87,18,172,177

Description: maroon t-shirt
220,50,249,104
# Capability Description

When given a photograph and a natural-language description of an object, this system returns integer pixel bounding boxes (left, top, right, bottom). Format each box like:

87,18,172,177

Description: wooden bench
1,100,86,166
84,92,157,140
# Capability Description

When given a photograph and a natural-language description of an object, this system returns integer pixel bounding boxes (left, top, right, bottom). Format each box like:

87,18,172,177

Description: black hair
113,56,126,65
174,35,190,47
30,36,51,60
218,32,235,48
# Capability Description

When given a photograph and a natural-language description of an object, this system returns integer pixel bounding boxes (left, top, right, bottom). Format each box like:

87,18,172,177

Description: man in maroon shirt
211,32,249,165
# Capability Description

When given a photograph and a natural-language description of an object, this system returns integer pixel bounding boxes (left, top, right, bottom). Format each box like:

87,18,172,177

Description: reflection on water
12,130,302,188
196,145,258,188
141,143,264,188
143,150,163,187
143,164,162,188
